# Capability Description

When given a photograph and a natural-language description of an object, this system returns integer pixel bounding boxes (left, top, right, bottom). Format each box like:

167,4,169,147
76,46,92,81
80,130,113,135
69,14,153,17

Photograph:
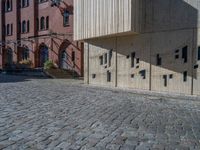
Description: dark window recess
183,71,187,82
22,20,26,33
126,55,130,59
156,54,162,66
36,18,39,31
139,70,146,79
175,49,179,53
194,64,199,69
63,10,70,26
175,55,179,59
27,20,30,32
99,56,103,65
107,71,111,82
131,52,135,68
92,74,96,79
40,17,45,30
163,75,167,87
18,22,21,33
104,53,107,64
198,47,200,60
131,74,135,78
136,66,139,69
71,51,75,61
108,49,112,67
182,46,188,63
136,58,140,64
169,74,173,79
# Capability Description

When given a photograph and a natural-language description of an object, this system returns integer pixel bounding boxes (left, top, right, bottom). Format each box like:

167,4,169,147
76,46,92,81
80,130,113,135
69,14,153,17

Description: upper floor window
21,20,30,33
40,17,45,30
21,0,29,8
63,10,70,27
6,23,13,36
22,47,30,60
37,16,48,31
5,0,12,12
22,20,26,33
27,20,30,32
36,18,39,31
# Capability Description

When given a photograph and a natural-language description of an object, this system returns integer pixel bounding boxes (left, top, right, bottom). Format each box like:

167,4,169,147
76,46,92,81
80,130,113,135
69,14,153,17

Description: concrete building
74,0,200,95
0,0,84,76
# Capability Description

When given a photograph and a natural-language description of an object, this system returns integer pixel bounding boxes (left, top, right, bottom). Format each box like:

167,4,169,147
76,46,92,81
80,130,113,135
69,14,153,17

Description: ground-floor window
22,48,29,60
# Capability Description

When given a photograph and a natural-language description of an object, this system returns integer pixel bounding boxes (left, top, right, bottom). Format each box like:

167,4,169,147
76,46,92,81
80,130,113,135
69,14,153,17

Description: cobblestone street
0,74,200,150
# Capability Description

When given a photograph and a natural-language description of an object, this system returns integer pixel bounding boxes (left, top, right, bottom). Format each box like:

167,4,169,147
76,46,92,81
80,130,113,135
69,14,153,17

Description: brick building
74,0,200,96
0,0,84,76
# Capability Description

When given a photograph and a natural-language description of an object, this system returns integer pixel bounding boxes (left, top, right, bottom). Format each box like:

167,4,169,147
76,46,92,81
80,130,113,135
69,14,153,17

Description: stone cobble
0,74,200,150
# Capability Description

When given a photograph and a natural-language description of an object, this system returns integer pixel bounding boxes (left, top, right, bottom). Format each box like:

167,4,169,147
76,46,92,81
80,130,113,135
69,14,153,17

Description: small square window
169,74,173,79
163,75,167,87
157,54,162,66
99,56,103,65
107,71,111,82
139,70,146,79
175,49,179,53
194,64,199,69
131,74,134,78
136,58,140,64
92,74,96,79
175,55,179,59
183,71,187,82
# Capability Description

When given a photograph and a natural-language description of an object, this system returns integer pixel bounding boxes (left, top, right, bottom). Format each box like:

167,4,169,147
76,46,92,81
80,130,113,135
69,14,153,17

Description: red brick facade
0,0,84,76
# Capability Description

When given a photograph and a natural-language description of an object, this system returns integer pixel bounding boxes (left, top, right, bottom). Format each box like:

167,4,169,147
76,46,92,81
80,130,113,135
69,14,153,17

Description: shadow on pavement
0,73,49,83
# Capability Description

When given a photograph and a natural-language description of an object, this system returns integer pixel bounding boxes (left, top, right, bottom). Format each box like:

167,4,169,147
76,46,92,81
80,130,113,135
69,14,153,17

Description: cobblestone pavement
0,74,200,150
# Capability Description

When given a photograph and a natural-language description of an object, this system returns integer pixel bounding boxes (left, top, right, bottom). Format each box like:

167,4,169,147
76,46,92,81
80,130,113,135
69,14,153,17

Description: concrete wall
74,0,141,40
83,0,200,96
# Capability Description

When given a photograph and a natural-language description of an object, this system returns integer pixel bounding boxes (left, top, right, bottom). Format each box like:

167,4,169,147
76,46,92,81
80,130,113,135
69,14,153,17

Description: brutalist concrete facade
0,0,84,76
74,0,200,95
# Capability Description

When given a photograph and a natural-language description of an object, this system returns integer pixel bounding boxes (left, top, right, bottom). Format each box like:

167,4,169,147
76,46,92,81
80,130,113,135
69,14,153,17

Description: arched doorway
39,44,49,67
3,48,13,67
59,40,71,70
60,50,68,69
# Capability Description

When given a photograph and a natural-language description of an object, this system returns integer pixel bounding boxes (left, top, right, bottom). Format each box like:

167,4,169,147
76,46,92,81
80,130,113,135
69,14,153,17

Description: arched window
21,0,29,8
22,0,26,7
63,10,69,27
5,0,12,12
27,20,30,32
22,48,29,60
7,24,10,35
46,16,49,29
40,17,45,30
22,20,26,33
